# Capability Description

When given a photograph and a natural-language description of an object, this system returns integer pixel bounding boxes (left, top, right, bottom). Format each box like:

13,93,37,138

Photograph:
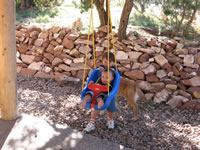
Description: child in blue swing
81,52,118,132
82,68,114,109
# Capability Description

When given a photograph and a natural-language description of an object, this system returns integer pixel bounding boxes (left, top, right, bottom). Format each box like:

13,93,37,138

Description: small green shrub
36,15,50,23
130,13,163,28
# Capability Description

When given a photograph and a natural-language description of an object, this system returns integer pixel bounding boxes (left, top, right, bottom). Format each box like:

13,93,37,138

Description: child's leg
108,112,114,120
96,97,104,109
81,93,92,108
90,109,98,123
96,93,106,109
84,109,99,132
107,98,116,119
107,98,116,129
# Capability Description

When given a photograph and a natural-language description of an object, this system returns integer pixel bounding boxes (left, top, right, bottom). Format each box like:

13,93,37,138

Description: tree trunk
0,0,17,120
94,0,107,26
183,0,198,36
138,1,145,14
106,0,108,18
25,0,30,8
118,0,133,41
132,3,139,12
183,7,197,36
174,3,186,34
20,0,25,9
20,0,34,9
162,0,166,4
187,8,197,26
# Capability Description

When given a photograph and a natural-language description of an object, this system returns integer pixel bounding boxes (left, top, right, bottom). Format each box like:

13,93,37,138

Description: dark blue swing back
81,69,120,111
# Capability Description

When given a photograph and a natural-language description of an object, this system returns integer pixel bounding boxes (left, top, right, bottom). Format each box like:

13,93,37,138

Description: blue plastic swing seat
81,69,120,111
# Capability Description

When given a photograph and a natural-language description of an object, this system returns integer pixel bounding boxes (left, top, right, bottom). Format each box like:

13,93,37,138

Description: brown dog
117,77,145,120
99,77,145,120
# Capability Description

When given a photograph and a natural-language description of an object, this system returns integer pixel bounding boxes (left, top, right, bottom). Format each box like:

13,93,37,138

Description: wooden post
0,0,17,120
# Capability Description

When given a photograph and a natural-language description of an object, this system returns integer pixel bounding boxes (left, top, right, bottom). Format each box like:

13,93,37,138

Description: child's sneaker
84,123,95,132
107,120,114,129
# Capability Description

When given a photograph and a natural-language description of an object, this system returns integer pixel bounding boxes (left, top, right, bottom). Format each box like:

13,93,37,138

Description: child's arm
89,81,94,84
97,65,105,72
98,67,104,72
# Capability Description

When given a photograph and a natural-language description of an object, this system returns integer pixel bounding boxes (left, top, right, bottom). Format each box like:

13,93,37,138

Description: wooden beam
0,0,17,120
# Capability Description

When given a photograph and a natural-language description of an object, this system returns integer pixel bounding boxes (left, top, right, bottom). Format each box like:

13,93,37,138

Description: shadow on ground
1,114,131,150
0,119,17,149
12,75,200,149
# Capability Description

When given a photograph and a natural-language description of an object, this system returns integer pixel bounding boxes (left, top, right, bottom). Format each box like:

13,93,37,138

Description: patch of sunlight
18,0,124,31
62,131,83,148
64,94,81,108
163,120,200,149
6,114,60,149
146,4,163,19
19,88,53,101
192,12,200,34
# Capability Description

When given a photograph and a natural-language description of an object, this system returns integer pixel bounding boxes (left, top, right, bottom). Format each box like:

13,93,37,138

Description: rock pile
16,25,200,111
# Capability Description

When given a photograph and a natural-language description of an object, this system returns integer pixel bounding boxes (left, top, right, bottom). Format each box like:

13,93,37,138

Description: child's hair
103,52,115,62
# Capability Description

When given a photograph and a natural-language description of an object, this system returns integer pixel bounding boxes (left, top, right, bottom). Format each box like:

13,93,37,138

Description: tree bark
133,3,143,14
183,0,198,36
20,0,34,9
174,3,186,34
25,0,30,8
106,0,108,19
138,1,145,14
94,0,107,26
118,0,133,41
187,8,197,26
0,0,17,120
20,0,25,9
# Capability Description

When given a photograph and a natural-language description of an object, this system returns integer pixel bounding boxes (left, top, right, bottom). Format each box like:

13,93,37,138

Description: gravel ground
17,75,200,150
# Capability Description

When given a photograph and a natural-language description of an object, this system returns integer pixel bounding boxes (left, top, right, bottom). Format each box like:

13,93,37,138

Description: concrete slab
0,119,17,149
0,114,133,150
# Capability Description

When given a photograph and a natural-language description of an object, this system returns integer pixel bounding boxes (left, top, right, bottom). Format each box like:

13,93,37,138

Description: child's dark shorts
107,98,116,112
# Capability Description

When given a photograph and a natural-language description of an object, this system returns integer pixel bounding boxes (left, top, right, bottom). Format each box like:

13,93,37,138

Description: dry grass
16,1,200,38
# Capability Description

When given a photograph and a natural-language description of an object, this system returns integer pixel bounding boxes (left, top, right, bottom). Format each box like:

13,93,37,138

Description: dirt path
17,75,200,150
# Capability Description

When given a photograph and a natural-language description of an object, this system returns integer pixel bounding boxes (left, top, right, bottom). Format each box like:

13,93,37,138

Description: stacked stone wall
16,25,200,111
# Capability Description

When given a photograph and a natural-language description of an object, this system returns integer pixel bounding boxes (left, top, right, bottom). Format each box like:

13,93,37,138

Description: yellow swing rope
91,4,96,70
82,0,118,95
108,2,118,72
82,0,96,91
107,0,118,96
107,0,110,96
